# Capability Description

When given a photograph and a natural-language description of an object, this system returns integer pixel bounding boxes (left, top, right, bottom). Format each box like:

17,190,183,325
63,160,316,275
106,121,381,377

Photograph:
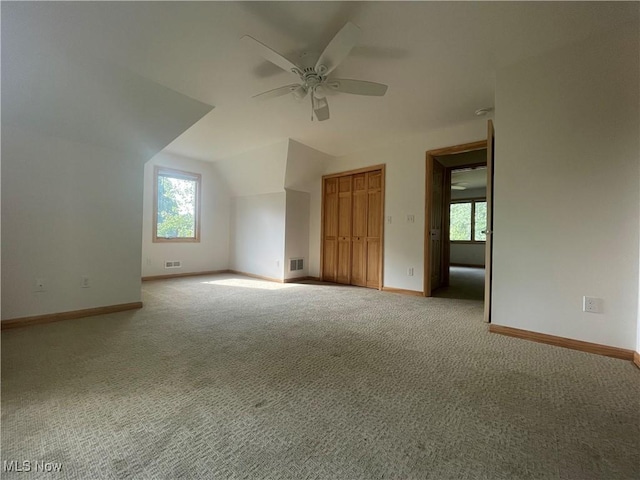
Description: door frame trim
320,164,386,290
424,140,487,296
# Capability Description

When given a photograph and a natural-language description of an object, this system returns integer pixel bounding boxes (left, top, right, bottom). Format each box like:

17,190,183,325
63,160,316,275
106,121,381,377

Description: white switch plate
387,216,392,224
81,276,91,288
406,214,415,223
583,296,603,313
407,267,414,276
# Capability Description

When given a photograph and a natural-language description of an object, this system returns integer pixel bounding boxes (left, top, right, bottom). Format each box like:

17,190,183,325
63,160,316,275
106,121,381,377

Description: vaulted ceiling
3,2,636,161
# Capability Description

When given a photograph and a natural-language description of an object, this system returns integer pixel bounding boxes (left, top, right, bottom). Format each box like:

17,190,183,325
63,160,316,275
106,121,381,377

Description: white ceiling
3,2,637,161
452,167,487,191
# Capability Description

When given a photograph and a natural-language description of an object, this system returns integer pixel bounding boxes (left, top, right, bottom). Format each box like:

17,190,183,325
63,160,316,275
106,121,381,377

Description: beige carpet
2,274,639,479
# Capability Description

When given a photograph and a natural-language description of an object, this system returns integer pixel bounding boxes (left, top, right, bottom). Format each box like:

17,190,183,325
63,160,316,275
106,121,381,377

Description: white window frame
153,166,201,243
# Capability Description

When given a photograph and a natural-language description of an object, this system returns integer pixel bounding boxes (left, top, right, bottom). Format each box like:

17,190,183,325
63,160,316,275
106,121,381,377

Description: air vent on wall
165,261,182,269
289,258,304,272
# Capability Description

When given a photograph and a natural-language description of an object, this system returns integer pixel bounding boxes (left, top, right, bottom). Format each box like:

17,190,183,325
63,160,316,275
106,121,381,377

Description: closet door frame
320,164,386,290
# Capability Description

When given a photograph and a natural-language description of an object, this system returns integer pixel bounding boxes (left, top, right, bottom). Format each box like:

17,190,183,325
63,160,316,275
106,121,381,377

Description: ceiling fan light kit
242,22,388,121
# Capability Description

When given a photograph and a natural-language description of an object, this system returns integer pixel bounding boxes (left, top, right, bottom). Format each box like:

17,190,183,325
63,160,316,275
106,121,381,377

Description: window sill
153,238,200,243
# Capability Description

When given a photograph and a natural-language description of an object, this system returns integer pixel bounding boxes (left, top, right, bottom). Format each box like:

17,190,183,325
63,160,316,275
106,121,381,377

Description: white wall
450,245,485,267
320,120,488,292
230,192,286,280
284,139,333,191
637,20,640,357
141,152,230,278
284,139,334,278
1,124,145,319
493,23,639,349
284,189,310,280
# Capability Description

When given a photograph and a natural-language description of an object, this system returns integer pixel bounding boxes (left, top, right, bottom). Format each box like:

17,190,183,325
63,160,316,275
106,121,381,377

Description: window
153,167,201,242
450,199,486,243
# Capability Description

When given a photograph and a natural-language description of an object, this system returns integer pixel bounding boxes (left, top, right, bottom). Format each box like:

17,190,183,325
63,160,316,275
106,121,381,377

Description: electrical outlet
407,267,414,276
583,296,603,314
387,216,392,224
34,278,46,292
81,276,91,288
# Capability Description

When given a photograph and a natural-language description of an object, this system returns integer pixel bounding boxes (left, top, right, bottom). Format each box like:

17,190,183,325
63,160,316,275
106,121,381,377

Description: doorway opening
424,121,494,321
434,161,487,301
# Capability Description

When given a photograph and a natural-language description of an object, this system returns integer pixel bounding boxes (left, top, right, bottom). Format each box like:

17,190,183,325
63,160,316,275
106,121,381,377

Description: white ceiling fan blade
292,85,308,101
315,22,360,75
313,96,330,121
451,185,467,191
241,35,301,74
327,79,388,96
252,84,301,100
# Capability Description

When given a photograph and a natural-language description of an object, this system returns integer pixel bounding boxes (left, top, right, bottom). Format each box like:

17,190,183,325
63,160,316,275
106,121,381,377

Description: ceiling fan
242,22,388,121
451,182,468,191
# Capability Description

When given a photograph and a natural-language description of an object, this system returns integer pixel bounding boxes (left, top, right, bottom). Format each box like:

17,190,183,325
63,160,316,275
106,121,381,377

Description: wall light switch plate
387,216,392,224
583,296,603,313
406,214,415,223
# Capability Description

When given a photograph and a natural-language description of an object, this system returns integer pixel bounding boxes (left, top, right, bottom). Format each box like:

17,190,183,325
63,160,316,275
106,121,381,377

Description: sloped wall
214,141,289,197
2,6,214,319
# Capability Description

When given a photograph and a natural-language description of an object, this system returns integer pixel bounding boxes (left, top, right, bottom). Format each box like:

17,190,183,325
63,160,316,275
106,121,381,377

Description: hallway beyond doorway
433,266,484,301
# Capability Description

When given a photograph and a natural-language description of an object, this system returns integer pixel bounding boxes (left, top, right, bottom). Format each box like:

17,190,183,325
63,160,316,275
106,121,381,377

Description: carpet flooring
432,266,485,301
2,274,639,479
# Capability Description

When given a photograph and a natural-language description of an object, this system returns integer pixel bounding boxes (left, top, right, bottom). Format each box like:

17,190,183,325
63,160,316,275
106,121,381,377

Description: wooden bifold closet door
322,167,384,289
